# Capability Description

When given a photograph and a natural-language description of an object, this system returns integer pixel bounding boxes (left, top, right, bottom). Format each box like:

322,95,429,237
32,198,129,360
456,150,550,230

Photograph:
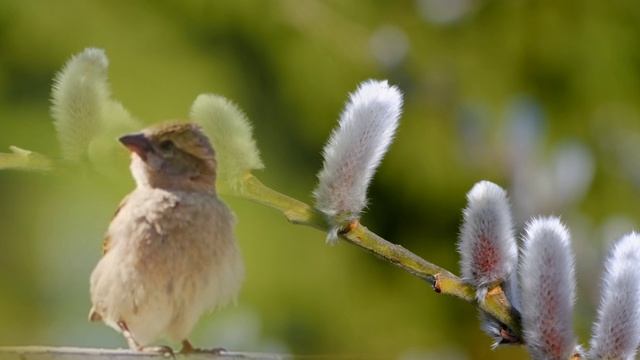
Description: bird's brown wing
101,235,112,255
102,194,131,255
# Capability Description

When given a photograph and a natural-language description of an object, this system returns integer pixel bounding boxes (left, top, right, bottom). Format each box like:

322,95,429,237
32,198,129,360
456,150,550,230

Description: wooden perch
0,347,289,360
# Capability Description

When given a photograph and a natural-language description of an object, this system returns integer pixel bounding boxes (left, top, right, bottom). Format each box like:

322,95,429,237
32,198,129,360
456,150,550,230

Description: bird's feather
102,193,131,255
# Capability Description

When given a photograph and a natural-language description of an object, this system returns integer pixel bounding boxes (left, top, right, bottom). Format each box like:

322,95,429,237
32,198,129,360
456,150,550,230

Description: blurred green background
1,0,640,359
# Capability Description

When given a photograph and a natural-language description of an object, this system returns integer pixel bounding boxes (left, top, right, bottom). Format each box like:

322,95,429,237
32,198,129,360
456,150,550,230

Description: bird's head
119,122,217,192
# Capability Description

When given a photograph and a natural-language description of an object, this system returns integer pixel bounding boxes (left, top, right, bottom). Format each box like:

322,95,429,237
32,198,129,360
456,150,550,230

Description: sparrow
88,122,244,354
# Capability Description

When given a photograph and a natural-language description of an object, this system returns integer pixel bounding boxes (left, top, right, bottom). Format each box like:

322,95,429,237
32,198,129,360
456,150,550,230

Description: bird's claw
180,340,226,354
141,346,175,357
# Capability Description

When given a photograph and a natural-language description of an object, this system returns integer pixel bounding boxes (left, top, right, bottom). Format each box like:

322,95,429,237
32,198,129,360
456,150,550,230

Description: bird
88,122,244,354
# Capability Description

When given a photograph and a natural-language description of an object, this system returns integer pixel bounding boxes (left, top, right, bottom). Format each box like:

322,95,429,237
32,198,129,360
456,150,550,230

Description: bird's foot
180,340,226,354
140,345,175,357
117,320,175,357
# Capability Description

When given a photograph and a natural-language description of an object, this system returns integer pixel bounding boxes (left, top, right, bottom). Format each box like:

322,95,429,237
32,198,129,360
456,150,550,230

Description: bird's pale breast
89,187,244,345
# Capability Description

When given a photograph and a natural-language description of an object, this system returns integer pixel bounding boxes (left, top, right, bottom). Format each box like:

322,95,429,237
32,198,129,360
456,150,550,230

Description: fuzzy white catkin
588,232,640,360
458,181,517,291
520,217,576,360
314,80,402,242
189,94,264,191
51,48,138,166
51,48,110,161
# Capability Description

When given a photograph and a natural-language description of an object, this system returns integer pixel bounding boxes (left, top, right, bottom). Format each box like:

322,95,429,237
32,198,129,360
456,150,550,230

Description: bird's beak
119,133,152,160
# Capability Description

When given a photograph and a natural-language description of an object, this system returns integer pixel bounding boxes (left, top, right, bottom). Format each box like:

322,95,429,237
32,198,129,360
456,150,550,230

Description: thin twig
236,174,520,335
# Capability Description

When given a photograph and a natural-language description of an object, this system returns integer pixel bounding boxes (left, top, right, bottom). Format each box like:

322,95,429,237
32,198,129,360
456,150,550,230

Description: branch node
498,325,522,345
486,284,509,307
433,273,442,293
338,219,359,236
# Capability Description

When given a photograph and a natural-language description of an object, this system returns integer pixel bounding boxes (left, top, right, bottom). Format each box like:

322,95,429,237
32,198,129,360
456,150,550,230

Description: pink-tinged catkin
520,217,576,360
589,232,640,360
314,80,402,243
458,181,517,290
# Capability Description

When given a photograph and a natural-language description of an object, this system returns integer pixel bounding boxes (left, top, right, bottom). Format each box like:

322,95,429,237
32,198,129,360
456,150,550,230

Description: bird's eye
159,140,174,152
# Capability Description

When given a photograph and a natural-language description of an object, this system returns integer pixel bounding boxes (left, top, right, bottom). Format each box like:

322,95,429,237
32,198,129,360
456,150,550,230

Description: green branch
235,173,521,337
0,146,52,171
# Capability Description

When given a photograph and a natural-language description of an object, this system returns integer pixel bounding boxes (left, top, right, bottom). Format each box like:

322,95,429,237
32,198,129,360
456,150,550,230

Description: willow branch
0,146,52,171
236,173,520,335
